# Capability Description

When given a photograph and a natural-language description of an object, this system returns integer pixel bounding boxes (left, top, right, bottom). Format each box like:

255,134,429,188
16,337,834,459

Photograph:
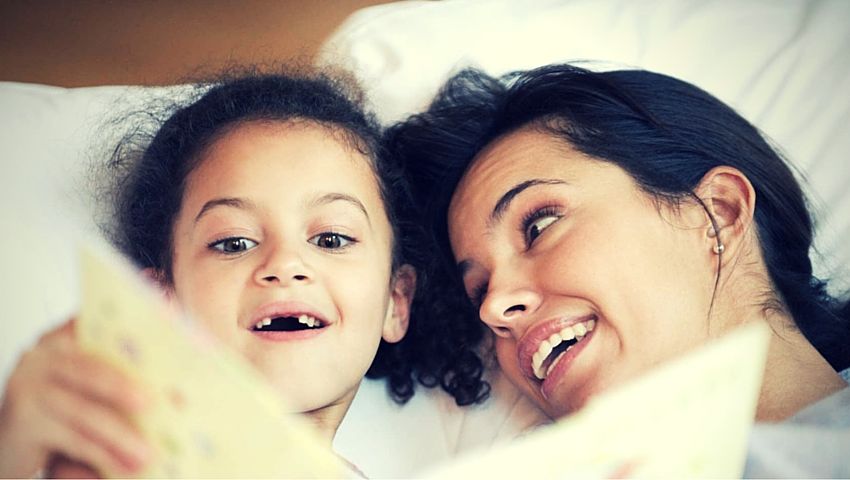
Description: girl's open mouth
252,315,325,332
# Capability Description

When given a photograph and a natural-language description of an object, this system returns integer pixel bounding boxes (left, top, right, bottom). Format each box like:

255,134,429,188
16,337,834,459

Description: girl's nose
254,245,313,286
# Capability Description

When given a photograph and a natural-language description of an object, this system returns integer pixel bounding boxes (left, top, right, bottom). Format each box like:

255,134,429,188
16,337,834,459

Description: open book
77,244,768,478
423,310,768,478
77,245,344,478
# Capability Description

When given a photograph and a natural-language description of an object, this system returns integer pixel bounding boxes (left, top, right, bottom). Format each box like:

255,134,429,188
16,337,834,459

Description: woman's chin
539,377,598,419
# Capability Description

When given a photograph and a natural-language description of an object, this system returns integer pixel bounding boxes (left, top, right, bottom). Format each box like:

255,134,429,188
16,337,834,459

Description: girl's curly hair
100,65,490,406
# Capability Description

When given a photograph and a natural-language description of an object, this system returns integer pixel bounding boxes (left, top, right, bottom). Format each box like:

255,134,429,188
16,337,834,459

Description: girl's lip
245,300,331,330
251,328,326,341
516,314,597,380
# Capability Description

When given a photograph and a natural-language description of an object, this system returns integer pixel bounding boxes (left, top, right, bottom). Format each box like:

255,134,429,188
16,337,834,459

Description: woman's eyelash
520,205,563,246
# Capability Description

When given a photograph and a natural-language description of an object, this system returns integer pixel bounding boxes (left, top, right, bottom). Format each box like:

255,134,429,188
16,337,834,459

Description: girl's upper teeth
297,314,316,327
532,319,596,380
253,315,319,330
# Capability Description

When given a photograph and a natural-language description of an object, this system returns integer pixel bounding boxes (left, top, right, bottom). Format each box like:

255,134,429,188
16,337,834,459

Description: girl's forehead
198,121,374,178
203,119,370,163
185,121,388,216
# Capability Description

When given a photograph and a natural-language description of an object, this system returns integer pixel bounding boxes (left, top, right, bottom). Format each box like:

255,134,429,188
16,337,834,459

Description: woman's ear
694,166,757,262
382,264,417,343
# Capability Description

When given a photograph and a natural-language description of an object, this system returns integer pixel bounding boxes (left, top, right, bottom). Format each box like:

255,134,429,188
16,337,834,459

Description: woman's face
168,121,410,416
447,127,719,418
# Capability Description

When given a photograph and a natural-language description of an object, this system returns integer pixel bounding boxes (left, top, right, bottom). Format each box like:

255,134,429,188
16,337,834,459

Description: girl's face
447,127,720,418
169,121,411,418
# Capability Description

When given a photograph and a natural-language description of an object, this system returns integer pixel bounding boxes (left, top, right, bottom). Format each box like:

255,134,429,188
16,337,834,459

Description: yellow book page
424,322,770,479
76,245,344,478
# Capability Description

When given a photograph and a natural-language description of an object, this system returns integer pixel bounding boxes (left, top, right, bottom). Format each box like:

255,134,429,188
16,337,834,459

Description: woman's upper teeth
532,319,596,380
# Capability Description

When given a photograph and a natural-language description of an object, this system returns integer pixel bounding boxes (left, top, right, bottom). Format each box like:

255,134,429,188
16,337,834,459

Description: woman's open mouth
531,318,596,380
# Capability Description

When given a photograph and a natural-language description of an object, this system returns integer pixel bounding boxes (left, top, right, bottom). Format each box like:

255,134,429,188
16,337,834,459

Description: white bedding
320,0,850,296
1,0,848,477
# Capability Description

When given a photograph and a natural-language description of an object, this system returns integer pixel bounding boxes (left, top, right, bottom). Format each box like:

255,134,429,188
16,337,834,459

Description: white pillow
319,0,850,294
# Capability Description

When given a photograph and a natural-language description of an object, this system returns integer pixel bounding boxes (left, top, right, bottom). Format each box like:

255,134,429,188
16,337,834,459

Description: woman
386,64,850,476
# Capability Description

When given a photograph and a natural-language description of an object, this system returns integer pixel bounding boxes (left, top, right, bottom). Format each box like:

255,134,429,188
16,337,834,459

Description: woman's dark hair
385,64,850,372
103,68,445,404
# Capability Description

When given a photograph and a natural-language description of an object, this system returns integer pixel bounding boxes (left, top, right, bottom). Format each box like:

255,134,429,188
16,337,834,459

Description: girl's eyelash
309,231,358,252
207,236,258,255
519,204,563,246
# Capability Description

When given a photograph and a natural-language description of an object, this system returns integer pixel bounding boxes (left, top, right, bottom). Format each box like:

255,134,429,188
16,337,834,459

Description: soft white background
1,0,848,477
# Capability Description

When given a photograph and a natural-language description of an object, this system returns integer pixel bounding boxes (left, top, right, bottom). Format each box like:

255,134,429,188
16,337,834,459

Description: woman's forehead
452,129,578,205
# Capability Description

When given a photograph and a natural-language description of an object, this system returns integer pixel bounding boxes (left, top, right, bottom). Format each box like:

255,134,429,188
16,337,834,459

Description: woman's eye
309,232,355,250
209,237,258,254
522,207,562,246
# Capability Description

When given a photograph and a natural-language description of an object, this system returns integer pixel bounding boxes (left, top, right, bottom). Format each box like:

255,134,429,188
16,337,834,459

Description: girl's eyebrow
192,194,371,226
309,193,372,227
194,197,255,223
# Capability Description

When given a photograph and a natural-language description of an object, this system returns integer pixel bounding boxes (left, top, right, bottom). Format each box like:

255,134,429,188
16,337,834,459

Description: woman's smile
516,314,596,382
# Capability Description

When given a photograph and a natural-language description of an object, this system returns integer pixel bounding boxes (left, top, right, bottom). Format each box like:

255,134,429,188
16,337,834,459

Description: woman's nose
478,274,541,338
254,244,313,286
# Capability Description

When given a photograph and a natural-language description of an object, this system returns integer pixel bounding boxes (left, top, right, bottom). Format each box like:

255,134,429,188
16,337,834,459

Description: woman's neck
716,250,846,422
756,313,846,422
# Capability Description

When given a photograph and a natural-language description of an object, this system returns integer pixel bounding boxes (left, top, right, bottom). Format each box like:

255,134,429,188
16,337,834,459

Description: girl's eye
209,237,258,254
521,206,563,246
309,232,356,250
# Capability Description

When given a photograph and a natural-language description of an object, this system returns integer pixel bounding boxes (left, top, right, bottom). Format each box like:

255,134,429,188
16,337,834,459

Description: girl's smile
247,300,330,341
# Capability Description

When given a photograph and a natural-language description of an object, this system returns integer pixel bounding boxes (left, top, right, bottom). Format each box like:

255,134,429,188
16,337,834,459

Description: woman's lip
516,314,597,379
540,326,595,399
246,301,330,330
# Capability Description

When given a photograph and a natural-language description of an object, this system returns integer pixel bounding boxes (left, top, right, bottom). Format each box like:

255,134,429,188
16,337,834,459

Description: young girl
0,70,434,477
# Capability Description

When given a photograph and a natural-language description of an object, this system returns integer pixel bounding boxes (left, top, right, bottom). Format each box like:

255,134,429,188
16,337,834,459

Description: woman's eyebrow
309,193,372,227
194,197,255,223
489,178,566,225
